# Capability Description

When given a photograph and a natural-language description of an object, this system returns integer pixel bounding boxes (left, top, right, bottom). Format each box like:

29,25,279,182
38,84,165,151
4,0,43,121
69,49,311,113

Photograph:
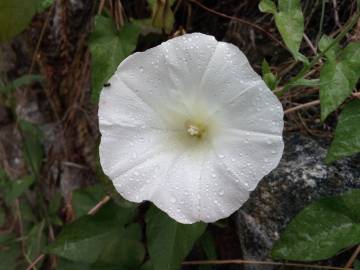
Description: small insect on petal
98,33,284,224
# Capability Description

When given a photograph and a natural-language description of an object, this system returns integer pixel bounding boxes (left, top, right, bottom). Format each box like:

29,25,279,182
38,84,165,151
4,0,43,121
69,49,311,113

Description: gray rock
236,133,360,269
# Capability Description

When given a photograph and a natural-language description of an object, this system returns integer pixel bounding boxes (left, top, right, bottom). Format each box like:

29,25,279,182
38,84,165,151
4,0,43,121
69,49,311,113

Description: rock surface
236,133,360,269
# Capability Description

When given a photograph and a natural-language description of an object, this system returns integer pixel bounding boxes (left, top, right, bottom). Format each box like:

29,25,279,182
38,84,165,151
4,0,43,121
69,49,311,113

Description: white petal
221,82,284,135
100,124,173,180
159,33,218,101
98,76,167,129
98,33,284,224
195,149,251,223
195,42,262,111
108,141,209,224
211,130,284,191
110,33,218,128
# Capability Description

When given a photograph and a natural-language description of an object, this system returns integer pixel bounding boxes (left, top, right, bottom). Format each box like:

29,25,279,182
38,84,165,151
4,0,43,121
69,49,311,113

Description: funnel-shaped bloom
99,33,284,224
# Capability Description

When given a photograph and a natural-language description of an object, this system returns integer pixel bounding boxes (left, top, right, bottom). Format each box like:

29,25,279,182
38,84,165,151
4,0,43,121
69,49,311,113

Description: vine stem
87,195,111,215
284,99,320,114
187,0,285,48
284,92,360,114
344,245,360,269
316,0,326,44
25,254,45,270
182,259,353,270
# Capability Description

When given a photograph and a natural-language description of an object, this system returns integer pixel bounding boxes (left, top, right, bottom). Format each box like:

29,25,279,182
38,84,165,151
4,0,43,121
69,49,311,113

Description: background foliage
0,0,360,269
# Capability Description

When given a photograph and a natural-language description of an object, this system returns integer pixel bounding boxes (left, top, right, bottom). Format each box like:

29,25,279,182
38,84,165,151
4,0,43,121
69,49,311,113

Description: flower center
185,120,206,138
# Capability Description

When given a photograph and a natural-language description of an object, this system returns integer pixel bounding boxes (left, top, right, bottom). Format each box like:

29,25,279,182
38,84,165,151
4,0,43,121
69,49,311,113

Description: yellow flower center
185,120,207,138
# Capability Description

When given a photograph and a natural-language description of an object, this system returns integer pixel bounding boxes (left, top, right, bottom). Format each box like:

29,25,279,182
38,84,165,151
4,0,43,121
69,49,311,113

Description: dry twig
284,92,360,114
182,259,353,270
345,245,360,269
187,0,285,48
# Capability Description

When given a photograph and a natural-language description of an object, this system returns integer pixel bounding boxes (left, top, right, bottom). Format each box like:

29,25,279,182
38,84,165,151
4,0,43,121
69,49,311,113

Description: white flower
99,33,284,224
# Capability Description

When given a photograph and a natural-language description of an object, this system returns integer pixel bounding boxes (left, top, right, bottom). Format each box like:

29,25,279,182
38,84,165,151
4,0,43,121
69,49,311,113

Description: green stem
278,10,360,96
316,0,326,45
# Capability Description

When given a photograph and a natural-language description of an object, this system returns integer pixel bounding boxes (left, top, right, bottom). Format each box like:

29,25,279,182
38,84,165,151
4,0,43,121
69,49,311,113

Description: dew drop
219,154,225,159
218,190,225,196
171,197,177,203
211,173,216,178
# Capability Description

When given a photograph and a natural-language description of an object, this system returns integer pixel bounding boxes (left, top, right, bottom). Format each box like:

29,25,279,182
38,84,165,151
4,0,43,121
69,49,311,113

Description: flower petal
196,148,251,223
217,81,284,135
99,33,284,224
99,124,177,181
108,142,209,224
195,42,262,110
98,77,167,129
211,129,284,191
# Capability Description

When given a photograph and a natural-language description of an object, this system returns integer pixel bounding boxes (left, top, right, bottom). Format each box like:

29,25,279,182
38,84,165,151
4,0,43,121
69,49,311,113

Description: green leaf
5,175,34,203
37,0,54,11
46,202,137,265
276,0,306,62
354,260,360,270
261,59,278,90
26,220,46,265
0,74,43,94
49,192,62,214
320,62,350,120
198,231,217,270
341,43,360,73
320,42,360,121
0,0,38,42
141,260,155,270
72,184,107,218
0,235,22,270
57,259,127,270
20,198,37,223
0,233,16,244
326,100,360,162
287,78,321,87
272,189,360,261
259,0,276,14
199,231,217,260
95,223,145,269
90,16,140,103
319,35,340,60
148,0,175,33
57,259,92,270
19,120,44,176
146,206,207,270
260,0,307,63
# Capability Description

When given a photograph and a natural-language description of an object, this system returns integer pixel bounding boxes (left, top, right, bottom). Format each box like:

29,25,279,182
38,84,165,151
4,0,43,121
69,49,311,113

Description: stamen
185,120,206,138
187,124,200,136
